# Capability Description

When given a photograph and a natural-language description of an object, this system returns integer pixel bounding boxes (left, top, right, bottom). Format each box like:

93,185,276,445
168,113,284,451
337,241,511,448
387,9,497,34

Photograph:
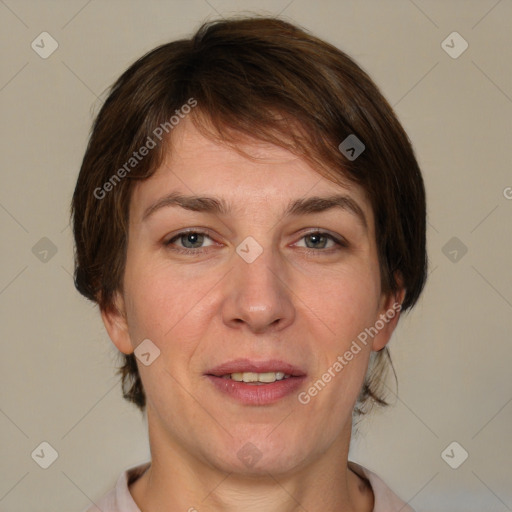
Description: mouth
218,371,292,384
205,359,307,405
206,358,306,380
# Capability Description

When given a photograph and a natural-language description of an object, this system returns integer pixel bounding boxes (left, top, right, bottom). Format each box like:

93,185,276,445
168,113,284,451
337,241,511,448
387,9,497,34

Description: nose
221,246,295,334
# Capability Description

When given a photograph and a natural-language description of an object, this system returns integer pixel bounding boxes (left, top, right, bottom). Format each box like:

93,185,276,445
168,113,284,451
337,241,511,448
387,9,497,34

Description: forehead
130,118,372,221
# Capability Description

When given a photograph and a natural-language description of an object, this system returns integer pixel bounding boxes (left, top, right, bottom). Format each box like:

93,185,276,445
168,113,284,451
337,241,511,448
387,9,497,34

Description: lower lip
206,375,306,405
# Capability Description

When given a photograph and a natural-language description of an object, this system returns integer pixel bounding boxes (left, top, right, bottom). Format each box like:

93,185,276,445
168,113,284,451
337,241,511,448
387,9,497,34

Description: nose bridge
235,243,281,305
222,241,295,332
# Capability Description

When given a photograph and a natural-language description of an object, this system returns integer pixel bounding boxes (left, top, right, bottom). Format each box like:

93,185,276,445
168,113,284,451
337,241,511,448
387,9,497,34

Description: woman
73,16,426,512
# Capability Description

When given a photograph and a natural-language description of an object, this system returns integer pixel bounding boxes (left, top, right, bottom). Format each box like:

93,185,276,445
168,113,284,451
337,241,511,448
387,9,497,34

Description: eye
164,229,346,254
165,230,215,252
294,231,346,250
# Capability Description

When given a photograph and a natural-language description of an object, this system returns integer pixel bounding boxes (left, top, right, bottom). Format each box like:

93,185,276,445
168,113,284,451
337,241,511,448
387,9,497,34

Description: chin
208,432,313,477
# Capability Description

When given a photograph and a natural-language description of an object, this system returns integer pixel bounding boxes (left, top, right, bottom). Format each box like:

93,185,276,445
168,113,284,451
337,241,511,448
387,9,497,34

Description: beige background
1,1,511,511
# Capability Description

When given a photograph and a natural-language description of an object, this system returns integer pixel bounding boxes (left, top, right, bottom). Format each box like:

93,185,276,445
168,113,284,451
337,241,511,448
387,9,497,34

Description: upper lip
207,359,306,377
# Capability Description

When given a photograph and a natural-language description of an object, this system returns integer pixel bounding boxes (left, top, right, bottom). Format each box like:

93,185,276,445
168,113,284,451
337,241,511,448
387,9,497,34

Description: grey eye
180,233,206,248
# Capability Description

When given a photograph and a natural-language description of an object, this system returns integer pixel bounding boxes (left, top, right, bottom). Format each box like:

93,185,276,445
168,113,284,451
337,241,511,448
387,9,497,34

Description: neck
129,408,373,512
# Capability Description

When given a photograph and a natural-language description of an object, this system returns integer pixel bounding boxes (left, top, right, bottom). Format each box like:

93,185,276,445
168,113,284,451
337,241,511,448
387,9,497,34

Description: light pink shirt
83,461,414,512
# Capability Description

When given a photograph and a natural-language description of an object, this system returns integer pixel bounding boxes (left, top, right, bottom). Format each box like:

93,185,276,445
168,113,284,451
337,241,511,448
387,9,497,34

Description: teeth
228,371,290,383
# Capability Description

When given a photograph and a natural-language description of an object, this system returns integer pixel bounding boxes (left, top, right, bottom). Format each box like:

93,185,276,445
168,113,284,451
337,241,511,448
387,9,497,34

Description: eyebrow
142,192,367,229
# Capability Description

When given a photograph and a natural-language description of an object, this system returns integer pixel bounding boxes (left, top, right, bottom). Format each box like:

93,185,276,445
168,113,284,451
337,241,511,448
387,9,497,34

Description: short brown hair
72,16,427,415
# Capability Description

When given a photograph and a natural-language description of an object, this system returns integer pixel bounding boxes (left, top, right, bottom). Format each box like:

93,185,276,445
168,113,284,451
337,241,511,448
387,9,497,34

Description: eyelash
164,229,348,255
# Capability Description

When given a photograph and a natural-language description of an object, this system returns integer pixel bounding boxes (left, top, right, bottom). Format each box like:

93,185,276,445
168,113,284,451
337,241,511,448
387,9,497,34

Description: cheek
299,273,378,417
305,264,381,341
123,259,216,352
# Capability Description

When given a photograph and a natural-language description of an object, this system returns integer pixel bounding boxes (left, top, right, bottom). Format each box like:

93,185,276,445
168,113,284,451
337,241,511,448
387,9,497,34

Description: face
103,118,401,476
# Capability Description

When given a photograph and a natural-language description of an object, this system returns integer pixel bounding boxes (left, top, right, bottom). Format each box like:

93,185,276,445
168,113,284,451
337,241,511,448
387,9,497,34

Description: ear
100,292,134,355
371,285,406,352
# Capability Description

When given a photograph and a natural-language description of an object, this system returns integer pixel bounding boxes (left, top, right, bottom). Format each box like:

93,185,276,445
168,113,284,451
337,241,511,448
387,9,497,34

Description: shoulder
348,461,415,512
81,462,150,512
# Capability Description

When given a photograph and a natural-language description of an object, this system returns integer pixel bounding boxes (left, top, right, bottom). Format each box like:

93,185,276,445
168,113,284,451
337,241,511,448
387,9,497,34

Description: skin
102,118,404,512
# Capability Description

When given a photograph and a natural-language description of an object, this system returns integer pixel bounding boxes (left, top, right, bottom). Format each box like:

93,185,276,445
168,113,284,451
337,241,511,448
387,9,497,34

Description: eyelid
165,227,215,242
